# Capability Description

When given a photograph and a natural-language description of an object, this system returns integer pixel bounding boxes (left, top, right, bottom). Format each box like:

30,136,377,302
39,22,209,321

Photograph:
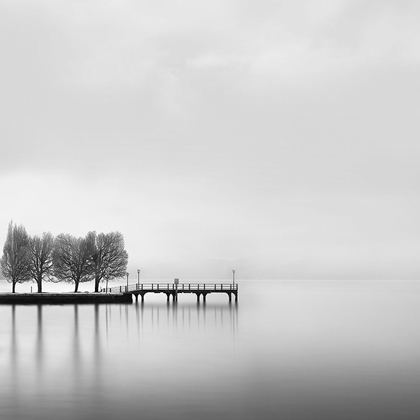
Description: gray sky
1,0,419,279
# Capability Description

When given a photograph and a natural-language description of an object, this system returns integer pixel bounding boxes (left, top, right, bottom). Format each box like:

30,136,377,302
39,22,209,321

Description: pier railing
101,283,239,294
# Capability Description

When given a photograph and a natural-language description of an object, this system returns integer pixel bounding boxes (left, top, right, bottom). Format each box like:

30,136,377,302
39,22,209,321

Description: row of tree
0,221,129,293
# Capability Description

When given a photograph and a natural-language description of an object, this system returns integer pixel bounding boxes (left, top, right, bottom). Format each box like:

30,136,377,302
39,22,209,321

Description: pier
101,283,238,303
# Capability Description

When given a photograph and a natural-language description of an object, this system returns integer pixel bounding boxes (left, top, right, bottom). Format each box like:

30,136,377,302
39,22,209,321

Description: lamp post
137,269,140,286
126,272,129,292
232,269,235,287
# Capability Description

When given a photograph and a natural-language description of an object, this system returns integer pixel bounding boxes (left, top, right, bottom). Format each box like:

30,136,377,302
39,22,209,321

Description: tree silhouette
29,232,54,293
88,231,128,292
0,221,31,293
52,233,94,292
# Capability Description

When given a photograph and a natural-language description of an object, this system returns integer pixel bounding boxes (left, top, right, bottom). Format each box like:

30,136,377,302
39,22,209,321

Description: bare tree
88,231,128,292
0,221,31,293
52,233,94,292
29,232,54,293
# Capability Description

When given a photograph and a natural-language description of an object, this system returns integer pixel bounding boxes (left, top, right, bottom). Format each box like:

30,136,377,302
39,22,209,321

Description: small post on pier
126,272,129,292
174,278,179,302
232,270,235,287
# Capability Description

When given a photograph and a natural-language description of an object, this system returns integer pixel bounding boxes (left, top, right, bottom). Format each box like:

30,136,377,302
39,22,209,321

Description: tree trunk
12,281,16,293
37,277,42,293
74,281,79,293
94,276,100,293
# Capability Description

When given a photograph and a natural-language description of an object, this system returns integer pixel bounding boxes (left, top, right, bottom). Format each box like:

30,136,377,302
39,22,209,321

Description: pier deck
101,283,238,303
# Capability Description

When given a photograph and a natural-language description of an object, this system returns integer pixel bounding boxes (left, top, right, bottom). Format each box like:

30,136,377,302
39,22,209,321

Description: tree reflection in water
2,299,238,420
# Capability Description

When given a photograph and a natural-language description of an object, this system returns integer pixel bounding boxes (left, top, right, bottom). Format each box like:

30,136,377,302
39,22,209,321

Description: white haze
1,0,419,279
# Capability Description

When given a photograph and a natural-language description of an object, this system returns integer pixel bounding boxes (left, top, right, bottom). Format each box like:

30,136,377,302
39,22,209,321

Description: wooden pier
101,283,238,303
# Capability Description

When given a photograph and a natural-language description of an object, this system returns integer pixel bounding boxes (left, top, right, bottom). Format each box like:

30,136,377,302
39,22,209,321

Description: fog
1,0,419,279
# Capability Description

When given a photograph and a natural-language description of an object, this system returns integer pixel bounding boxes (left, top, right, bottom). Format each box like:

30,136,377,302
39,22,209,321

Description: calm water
0,280,419,420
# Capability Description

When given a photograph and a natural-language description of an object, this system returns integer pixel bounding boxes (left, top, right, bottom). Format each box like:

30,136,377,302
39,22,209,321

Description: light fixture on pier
137,269,140,285
126,272,129,291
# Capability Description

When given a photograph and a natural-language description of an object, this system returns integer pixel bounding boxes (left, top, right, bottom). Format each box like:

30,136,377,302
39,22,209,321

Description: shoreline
0,292,132,305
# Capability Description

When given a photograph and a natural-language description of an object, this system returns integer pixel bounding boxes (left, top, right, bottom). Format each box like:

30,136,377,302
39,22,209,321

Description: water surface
0,280,419,420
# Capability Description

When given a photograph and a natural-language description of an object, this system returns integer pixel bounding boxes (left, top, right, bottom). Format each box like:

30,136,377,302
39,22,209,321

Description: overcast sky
1,0,419,280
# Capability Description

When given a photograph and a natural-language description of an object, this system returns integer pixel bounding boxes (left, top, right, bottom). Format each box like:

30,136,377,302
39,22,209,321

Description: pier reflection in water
1,280,420,420
0,299,239,420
